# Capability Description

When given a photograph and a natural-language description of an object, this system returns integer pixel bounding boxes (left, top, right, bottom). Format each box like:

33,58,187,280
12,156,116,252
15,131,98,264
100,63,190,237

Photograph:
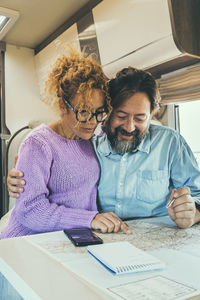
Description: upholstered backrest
7,127,33,210
0,208,13,234
7,120,54,210
0,120,52,233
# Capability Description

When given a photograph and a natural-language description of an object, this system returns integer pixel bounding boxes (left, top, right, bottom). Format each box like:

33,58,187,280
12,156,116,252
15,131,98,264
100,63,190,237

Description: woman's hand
7,155,25,198
91,212,131,234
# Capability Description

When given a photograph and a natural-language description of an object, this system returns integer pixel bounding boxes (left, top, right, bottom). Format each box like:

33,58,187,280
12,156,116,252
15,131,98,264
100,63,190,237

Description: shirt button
119,182,123,186
117,204,121,208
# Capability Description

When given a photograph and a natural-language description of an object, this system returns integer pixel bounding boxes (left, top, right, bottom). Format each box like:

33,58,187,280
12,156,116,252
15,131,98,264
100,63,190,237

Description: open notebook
87,241,165,275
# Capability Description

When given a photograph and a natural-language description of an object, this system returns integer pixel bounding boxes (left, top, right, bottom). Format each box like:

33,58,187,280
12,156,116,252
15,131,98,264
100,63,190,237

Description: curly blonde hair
45,48,112,115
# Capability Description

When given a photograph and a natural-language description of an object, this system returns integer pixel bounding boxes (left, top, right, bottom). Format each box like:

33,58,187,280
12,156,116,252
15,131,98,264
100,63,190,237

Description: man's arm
7,155,25,198
168,133,200,228
167,187,200,228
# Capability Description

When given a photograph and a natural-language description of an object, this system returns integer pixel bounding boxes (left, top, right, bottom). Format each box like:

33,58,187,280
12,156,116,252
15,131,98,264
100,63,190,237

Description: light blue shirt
92,124,200,219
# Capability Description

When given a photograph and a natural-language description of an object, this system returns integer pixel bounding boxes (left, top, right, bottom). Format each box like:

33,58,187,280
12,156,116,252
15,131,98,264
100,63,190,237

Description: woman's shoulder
24,124,58,142
20,124,55,151
17,125,54,168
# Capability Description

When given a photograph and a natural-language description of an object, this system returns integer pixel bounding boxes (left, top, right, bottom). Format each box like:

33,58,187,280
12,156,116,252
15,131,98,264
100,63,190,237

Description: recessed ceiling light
0,7,19,40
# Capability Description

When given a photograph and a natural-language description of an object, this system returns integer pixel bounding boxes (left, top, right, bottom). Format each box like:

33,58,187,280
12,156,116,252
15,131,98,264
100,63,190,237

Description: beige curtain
158,62,200,104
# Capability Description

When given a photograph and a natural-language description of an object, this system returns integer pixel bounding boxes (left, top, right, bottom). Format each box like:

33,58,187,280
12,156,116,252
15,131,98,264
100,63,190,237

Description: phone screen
63,228,103,247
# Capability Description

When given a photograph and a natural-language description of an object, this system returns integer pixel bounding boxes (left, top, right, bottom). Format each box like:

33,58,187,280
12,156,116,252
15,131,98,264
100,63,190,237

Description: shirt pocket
136,170,169,203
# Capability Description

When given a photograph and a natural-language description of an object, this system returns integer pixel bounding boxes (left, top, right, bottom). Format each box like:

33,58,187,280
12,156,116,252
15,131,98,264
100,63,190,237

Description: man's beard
105,124,146,155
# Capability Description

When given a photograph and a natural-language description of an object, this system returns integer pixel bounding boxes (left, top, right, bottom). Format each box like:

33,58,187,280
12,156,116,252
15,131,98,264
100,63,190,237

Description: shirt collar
97,127,151,156
97,133,113,156
135,128,151,154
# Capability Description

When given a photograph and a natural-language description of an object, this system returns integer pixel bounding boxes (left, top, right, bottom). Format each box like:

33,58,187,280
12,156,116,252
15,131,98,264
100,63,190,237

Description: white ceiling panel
0,0,90,48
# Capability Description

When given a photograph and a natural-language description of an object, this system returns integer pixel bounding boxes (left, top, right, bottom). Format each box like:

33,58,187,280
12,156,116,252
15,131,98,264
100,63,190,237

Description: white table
1,216,200,300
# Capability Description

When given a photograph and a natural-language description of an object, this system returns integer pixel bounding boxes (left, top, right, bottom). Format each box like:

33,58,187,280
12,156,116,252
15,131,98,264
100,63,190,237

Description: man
7,67,200,229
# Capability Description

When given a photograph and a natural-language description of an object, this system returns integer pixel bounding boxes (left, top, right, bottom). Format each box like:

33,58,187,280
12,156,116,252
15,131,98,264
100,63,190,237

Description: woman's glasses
63,97,107,123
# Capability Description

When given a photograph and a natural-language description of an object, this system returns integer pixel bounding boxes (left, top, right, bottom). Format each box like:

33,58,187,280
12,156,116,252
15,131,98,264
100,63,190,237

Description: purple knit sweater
1,124,100,238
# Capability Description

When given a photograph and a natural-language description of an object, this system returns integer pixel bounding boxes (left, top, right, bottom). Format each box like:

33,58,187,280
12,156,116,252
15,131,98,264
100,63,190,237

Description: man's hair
108,67,160,111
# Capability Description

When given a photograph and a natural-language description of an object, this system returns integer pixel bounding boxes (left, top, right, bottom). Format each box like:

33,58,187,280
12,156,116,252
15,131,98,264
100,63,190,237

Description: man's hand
167,187,200,228
7,155,25,198
91,212,131,234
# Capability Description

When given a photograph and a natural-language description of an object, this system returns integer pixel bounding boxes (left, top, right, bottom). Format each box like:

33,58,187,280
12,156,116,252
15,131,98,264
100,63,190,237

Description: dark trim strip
0,42,11,217
34,0,102,55
146,55,200,79
0,41,6,52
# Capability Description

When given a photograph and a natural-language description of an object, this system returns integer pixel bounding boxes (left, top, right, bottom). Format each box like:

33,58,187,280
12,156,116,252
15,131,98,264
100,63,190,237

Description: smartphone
63,228,103,247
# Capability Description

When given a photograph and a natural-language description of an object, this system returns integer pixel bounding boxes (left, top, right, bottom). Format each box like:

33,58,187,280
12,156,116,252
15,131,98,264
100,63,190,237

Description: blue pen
166,177,191,208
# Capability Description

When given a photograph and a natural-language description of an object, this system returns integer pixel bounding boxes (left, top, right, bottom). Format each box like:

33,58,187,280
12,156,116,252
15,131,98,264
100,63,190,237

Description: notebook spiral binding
116,263,156,274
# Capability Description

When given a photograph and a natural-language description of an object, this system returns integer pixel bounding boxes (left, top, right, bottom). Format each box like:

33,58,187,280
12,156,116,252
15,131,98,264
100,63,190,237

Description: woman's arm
13,137,98,232
8,141,131,234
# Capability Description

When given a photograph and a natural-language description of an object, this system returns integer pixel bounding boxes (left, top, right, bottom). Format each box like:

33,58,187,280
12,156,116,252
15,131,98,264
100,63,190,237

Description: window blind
158,62,200,104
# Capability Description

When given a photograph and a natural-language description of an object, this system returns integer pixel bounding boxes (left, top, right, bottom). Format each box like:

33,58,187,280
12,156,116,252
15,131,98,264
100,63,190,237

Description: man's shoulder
150,124,179,138
149,124,186,149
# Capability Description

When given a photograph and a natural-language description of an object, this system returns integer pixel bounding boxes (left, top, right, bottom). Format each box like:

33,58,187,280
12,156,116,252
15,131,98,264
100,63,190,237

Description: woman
1,50,129,238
